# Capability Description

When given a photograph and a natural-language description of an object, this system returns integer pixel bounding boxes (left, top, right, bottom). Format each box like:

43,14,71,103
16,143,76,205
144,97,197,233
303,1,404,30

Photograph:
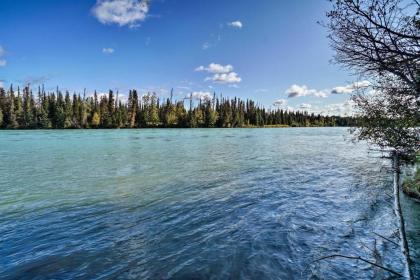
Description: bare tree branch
325,0,420,88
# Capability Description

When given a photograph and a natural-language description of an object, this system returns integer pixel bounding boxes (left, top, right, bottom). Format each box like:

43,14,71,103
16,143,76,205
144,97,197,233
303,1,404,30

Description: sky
0,0,369,115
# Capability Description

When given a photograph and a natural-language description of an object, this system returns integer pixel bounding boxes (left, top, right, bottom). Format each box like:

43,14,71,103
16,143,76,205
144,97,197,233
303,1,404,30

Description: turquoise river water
0,128,419,279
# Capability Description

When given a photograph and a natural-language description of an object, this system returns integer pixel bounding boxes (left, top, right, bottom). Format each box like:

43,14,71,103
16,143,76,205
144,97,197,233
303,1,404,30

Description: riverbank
403,153,420,200
0,124,356,130
403,167,420,200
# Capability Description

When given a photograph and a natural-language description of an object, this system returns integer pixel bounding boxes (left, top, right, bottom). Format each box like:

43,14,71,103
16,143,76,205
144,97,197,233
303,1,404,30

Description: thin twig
385,193,393,199
359,241,375,254
373,232,399,247
313,254,404,278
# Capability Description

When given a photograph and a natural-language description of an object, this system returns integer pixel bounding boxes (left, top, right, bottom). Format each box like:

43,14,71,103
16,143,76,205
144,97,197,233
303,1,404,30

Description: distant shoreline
0,87,355,130
0,125,353,130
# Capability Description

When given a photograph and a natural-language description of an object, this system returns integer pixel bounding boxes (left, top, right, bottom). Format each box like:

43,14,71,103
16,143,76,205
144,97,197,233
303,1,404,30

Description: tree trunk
392,151,414,280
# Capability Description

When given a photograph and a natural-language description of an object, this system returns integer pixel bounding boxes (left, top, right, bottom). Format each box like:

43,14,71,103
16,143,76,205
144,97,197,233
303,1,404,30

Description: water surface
0,128,418,279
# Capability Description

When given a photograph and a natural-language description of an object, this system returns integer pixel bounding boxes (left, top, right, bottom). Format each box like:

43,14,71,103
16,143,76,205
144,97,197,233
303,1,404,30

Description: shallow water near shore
0,128,419,279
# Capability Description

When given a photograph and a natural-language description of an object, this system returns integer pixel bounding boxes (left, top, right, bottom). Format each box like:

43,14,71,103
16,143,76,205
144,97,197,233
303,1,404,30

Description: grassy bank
242,124,344,128
403,155,420,200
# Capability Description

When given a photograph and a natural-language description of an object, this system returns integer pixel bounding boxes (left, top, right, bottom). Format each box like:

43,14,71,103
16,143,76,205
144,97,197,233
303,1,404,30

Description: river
0,128,418,279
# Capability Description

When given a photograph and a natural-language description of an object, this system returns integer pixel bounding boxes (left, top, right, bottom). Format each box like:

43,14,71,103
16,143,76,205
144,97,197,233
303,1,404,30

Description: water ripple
0,128,418,279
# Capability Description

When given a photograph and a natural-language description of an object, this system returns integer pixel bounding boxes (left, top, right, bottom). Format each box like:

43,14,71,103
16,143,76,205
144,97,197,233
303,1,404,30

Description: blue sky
0,0,367,115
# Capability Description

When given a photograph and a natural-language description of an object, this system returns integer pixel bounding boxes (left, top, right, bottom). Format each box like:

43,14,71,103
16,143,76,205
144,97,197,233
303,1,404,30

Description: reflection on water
0,128,418,279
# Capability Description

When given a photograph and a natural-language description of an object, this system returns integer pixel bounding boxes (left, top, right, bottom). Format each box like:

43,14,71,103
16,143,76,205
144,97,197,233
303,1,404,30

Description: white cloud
0,46,5,57
286,84,310,98
286,84,328,98
273,99,287,107
273,99,295,112
285,81,370,98
0,59,6,67
313,91,328,98
353,80,371,88
92,0,149,28
320,100,355,116
293,99,357,116
102,47,115,54
205,72,241,84
228,21,243,29
331,86,353,94
0,80,4,88
331,80,370,94
196,63,241,84
195,63,233,74
286,84,327,98
190,91,212,101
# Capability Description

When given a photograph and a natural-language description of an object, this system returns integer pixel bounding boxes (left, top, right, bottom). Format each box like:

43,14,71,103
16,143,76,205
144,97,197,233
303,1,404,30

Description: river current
0,128,418,279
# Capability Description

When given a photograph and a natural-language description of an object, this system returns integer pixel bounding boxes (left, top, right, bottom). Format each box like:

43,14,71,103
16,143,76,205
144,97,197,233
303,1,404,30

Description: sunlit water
0,128,418,279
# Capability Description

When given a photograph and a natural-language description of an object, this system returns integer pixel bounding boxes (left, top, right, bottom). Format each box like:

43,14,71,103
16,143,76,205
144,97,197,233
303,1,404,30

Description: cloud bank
285,80,370,98
278,81,369,116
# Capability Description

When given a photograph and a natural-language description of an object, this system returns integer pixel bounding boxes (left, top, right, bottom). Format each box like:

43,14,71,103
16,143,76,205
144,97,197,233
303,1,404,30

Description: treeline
0,85,355,129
